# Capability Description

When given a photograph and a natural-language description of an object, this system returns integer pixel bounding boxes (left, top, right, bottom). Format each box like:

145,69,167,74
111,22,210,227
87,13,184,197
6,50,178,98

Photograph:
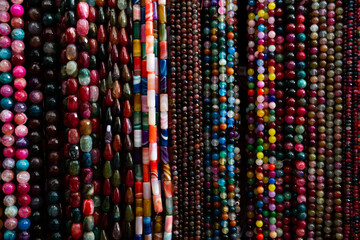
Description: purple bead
142,130,149,146
2,157,15,169
28,77,41,90
14,102,27,113
134,148,141,164
160,76,167,93
16,137,29,148
18,231,30,240
152,2,158,20
160,146,169,164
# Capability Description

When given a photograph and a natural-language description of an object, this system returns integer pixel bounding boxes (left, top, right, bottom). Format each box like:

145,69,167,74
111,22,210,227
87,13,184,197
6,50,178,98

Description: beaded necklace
202,0,213,238
133,0,144,236
332,2,343,239
274,0,285,238
307,0,319,238
315,0,327,237
43,0,62,238
245,0,256,237
343,0,352,238
1,1,28,239
100,0,114,237
26,0,44,238
61,0,81,237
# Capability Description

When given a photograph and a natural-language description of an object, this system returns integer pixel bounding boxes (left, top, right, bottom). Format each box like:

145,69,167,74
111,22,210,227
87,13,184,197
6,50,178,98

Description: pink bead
4,217,18,230
11,0,24,4
17,183,30,194
0,60,11,72
77,2,89,19
2,134,15,147
76,19,89,36
15,148,28,159
0,36,11,47
1,170,14,182
2,182,15,194
17,171,30,184
10,4,23,17
11,40,25,53
0,22,10,35
14,89,27,102
296,159,306,170
0,10,9,22
2,122,14,134
18,206,31,218
14,77,26,90
14,113,27,125
12,65,26,78
3,146,15,158
15,124,27,137
0,109,13,122
29,90,43,104
89,86,99,102
0,0,9,11
0,84,13,97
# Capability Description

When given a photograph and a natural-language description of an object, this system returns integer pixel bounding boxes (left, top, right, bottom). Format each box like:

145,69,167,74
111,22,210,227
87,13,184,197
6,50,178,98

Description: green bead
80,136,93,152
79,68,91,85
69,160,80,176
103,161,112,179
102,196,111,212
263,210,269,217
93,196,101,208
117,0,127,10
118,10,127,27
111,170,121,187
123,83,132,99
133,22,140,39
125,153,133,169
124,205,134,222
159,23,166,41
83,216,95,232
113,153,121,169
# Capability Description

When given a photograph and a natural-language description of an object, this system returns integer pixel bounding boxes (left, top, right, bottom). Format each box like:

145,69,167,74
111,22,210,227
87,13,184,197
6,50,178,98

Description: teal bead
11,29,25,40
80,135,93,152
48,205,61,217
4,230,16,240
0,72,12,84
16,159,29,171
1,97,13,109
43,13,56,27
79,68,91,85
28,105,42,117
296,32,306,42
48,191,59,203
0,48,11,60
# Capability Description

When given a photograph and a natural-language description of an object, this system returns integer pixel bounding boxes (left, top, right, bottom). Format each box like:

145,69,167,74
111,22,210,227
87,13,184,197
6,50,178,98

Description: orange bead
220,123,227,130
227,67,234,75
227,32,234,39
219,165,226,172
229,220,237,227
219,96,227,103
257,186,264,193
149,125,157,143
221,213,229,220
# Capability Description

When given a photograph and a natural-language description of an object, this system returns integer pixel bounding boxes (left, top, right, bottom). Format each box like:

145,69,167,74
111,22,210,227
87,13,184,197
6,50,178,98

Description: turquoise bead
80,135,93,152
16,159,29,171
11,29,25,40
4,230,16,240
78,68,91,85
0,72,12,84
1,97,13,109
0,48,11,60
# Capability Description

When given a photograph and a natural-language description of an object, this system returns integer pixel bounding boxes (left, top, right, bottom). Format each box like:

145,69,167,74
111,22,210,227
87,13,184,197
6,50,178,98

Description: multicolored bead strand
60,0,82,237
26,0,44,238
43,0,62,238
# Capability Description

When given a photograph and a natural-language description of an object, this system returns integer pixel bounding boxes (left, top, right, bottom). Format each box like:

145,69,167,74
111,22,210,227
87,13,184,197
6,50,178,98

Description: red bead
67,95,79,111
67,78,79,94
82,199,95,216
71,223,83,239
120,46,129,64
112,187,121,204
69,176,80,192
79,86,90,102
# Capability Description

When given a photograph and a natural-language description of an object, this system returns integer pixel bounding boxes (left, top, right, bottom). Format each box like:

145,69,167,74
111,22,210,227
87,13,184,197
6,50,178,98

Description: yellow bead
269,73,276,80
263,143,269,150
264,87,269,94
257,45,265,52
219,158,226,165
263,156,269,163
248,13,255,20
263,177,269,183
248,68,254,76
257,73,264,81
258,10,265,17
263,115,269,122
247,171,254,178
269,136,276,143
257,110,265,117
269,184,276,191
268,2,276,10
256,220,263,228
248,124,255,131
269,128,276,136
256,152,264,159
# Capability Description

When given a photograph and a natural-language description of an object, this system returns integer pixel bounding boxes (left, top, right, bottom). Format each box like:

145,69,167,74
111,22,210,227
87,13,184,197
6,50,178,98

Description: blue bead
218,178,226,186
248,75,254,81
230,227,237,233
219,144,226,151
18,218,31,231
1,97,13,109
219,137,226,144
211,111,219,118
258,24,265,31
212,118,219,125
227,118,235,125
135,235,143,240
219,81,226,89
204,55,210,62
228,171,235,178
11,29,25,40
141,7,145,24
220,116,226,123
269,95,276,102
82,152,92,167
141,78,147,95
211,132,219,139
3,230,16,240
257,200,264,207
143,217,152,234
227,61,234,68
219,88,226,96
228,46,235,54
133,75,141,93
227,164,235,172
257,59,264,66
160,59,167,76
133,0,140,4
161,129,168,146
228,152,235,158
155,94,159,111
0,72,12,84
0,48,11,60
16,159,29,171
269,177,276,184
212,153,219,160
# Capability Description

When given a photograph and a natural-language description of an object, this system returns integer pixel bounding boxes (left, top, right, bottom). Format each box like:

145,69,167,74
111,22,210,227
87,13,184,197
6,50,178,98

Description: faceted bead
119,28,128,46
97,25,106,43
112,187,121,204
101,197,110,213
102,179,111,196
112,204,120,221
125,187,134,204
123,100,132,118
123,83,131,99
119,47,129,64
103,161,112,179
125,170,134,187
112,222,121,240
124,205,134,222
111,170,121,187
123,118,132,135
112,80,122,99
113,134,122,152
109,27,118,44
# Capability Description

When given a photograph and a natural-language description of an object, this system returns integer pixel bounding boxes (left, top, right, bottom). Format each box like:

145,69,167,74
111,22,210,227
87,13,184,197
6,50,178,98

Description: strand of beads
158,0,174,237
282,0,297,238
353,0,360,237
60,0,81,237
8,1,30,239
0,0,11,237
292,1,307,237
133,0,144,236
332,1,343,239
87,1,102,239
202,1,213,238
315,0,327,238
245,0,256,237
74,2,96,239
0,1,18,239
26,0,44,238
307,0,319,238
342,0,353,238
100,0,113,236
324,1,336,238
43,0,62,238
142,0,152,235
274,0,285,238
169,0,181,237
